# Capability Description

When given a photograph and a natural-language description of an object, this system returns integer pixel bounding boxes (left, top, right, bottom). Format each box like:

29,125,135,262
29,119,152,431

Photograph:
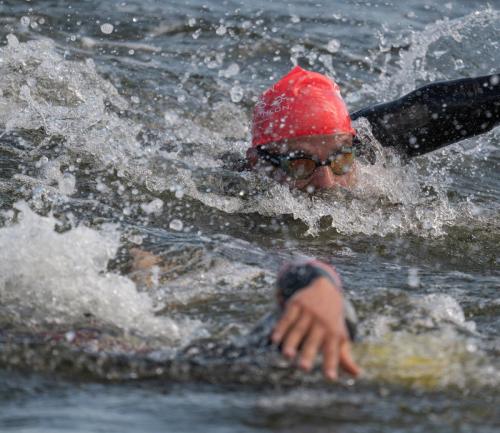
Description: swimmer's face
247,134,357,192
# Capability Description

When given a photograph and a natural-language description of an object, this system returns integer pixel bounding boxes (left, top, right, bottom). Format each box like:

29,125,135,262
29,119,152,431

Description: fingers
282,313,312,358
298,324,325,371
339,340,361,377
322,338,340,381
271,302,301,344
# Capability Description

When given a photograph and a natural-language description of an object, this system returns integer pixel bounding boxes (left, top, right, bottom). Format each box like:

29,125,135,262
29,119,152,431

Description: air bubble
216,25,227,36
169,219,184,231
58,173,76,196
20,16,30,27
141,198,164,215
175,188,185,199
219,63,240,78
127,234,144,245
230,86,244,103
326,39,340,53
100,23,114,34
408,268,420,288
164,111,180,126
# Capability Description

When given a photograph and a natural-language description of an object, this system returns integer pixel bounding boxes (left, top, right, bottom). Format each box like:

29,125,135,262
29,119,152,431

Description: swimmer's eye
329,150,355,175
256,147,355,178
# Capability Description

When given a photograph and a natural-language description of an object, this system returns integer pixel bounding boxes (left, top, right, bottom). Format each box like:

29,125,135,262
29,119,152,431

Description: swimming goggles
256,146,355,179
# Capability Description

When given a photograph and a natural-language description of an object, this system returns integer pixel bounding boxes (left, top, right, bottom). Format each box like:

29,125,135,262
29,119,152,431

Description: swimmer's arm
350,74,500,157
272,261,360,380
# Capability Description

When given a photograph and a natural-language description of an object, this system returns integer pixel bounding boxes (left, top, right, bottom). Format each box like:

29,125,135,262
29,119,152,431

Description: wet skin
129,249,360,380
246,134,358,192
246,138,361,379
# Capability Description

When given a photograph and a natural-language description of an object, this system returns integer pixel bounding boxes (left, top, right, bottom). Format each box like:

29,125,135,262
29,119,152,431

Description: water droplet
164,111,180,126
58,173,76,196
490,75,499,86
290,15,301,23
169,219,184,231
100,23,114,34
20,16,30,27
230,86,244,103
291,44,304,54
35,156,49,169
175,188,184,199
216,25,227,36
408,267,420,288
141,198,164,215
192,29,202,39
130,95,140,104
127,234,144,245
219,63,240,78
326,39,340,53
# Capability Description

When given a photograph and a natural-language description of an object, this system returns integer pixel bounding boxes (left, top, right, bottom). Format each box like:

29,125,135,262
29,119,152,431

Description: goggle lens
330,152,355,175
286,159,318,179
259,146,355,179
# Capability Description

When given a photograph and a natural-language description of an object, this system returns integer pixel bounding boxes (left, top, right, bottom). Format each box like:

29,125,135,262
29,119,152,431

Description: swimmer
247,66,500,191
129,248,360,381
242,67,500,380
130,69,500,382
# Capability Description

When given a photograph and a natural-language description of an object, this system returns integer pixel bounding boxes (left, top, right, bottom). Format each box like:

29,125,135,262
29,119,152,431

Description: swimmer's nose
308,166,337,190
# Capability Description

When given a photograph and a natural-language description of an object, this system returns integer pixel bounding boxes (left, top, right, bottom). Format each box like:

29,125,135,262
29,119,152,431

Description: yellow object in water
353,331,485,390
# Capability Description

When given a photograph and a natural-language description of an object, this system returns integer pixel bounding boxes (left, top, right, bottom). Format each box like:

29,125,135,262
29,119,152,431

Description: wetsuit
351,74,500,158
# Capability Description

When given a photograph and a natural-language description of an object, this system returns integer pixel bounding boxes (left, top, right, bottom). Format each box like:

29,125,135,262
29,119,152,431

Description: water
0,0,499,431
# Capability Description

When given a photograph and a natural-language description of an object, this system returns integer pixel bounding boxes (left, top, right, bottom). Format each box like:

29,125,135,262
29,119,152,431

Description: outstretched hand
271,276,360,381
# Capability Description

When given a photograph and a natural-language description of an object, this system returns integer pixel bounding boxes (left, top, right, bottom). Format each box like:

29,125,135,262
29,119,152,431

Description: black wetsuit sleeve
350,74,500,157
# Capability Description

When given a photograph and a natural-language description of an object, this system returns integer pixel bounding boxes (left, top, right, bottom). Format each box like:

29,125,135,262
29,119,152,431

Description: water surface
0,0,499,432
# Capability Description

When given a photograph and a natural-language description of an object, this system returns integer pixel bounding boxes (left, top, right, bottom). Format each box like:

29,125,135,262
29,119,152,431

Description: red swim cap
251,66,355,147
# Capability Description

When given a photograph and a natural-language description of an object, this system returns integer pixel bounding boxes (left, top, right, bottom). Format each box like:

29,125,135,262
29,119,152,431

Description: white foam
0,202,199,342
0,31,490,239
360,8,500,101
0,34,143,171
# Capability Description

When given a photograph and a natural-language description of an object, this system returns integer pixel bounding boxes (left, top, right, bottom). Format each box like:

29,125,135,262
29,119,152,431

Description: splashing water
361,7,500,100
0,34,143,170
0,19,495,238
0,202,200,342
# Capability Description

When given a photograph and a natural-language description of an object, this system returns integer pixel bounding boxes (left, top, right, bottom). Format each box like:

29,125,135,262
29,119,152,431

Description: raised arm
351,74,500,157
272,260,360,380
